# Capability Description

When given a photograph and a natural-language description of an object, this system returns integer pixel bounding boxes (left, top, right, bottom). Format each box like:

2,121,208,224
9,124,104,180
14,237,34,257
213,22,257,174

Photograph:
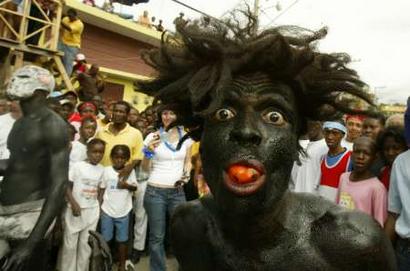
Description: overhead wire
262,0,300,29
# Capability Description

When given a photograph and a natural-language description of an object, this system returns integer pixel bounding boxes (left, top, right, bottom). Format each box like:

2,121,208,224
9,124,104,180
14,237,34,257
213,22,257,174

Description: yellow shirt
191,141,200,157
96,123,143,166
61,17,84,48
97,118,109,129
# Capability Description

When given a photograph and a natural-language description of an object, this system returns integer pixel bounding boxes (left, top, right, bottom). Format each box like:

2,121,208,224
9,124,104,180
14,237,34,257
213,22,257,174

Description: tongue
227,164,262,184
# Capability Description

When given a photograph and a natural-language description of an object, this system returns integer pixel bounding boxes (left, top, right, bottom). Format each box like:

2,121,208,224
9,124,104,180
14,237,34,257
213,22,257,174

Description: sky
111,0,410,104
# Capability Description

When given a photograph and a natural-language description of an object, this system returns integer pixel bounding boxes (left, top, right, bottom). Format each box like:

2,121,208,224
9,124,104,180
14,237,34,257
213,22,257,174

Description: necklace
160,126,182,152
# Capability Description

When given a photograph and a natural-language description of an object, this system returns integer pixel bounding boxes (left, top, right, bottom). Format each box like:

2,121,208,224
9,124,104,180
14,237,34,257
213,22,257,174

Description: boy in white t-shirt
70,117,97,163
60,138,106,271
99,145,138,271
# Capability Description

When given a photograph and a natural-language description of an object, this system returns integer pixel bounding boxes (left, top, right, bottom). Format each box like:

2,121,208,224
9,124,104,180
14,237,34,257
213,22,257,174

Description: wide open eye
263,111,286,125
214,108,235,121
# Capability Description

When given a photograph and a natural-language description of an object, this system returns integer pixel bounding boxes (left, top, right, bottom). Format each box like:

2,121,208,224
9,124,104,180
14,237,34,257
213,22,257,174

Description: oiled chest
211,238,334,271
7,118,46,155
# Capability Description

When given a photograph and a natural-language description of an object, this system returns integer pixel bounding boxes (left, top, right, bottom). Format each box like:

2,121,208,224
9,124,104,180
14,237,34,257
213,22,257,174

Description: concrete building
65,0,161,111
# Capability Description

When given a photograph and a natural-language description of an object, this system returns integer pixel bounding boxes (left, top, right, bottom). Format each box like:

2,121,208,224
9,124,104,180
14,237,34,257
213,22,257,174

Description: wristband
143,146,155,159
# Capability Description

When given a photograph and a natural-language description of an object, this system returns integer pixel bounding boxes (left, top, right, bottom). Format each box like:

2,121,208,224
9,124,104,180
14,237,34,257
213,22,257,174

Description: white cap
6,65,55,99
75,53,86,61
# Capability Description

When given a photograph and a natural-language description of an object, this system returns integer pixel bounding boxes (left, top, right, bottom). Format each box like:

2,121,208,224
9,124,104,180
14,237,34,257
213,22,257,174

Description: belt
147,183,177,189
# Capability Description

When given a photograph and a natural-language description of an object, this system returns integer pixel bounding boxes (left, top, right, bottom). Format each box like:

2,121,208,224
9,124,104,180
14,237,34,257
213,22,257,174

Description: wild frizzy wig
135,11,375,139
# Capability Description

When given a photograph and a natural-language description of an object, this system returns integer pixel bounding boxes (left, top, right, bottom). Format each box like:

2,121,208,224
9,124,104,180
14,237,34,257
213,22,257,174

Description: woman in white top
142,105,192,271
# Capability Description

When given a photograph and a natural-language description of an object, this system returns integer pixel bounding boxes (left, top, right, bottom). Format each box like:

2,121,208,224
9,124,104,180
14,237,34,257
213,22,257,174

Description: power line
263,0,300,28
220,0,245,18
169,0,220,21
259,8,275,23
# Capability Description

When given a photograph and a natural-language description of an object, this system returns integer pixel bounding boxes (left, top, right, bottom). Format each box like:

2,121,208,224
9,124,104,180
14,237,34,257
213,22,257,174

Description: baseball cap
323,121,347,134
6,65,55,99
64,90,78,98
49,91,63,98
60,99,74,107
75,53,86,62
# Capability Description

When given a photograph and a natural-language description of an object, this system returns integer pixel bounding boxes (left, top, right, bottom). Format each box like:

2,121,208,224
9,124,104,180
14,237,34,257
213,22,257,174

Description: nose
229,116,262,147
357,152,364,159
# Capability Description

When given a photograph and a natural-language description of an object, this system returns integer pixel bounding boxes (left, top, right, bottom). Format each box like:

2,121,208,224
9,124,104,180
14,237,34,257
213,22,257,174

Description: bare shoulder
308,199,396,270
171,198,209,236
170,197,215,271
41,110,70,146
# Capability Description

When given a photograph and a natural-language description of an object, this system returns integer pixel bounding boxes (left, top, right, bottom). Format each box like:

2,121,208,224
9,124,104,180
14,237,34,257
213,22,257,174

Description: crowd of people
0,84,202,271
77,0,165,32
1,73,410,270
2,3,410,271
290,104,410,270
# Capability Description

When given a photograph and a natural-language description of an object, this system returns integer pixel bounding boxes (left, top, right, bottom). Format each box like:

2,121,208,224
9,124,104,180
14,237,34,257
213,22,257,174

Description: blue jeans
58,42,79,76
100,211,130,243
396,238,410,271
144,185,186,271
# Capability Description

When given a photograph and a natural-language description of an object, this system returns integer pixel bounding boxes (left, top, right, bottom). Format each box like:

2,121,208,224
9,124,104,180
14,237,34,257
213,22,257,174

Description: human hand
71,202,81,217
2,243,34,271
174,180,185,188
117,179,128,189
147,133,161,151
118,163,135,180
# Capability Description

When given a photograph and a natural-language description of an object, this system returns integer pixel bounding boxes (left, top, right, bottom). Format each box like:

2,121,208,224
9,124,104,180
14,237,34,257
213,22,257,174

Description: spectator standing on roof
138,10,152,28
83,0,95,6
59,8,84,76
173,12,186,27
102,0,114,13
155,20,164,32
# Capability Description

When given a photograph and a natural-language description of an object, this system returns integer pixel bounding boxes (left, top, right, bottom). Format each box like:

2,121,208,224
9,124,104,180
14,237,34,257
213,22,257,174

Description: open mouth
223,159,266,196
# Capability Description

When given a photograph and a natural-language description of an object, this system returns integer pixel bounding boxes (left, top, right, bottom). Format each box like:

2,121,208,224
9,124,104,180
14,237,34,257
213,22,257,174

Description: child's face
111,150,129,170
346,117,363,141
383,136,406,165
324,128,344,149
87,143,105,165
80,106,96,117
80,121,97,140
362,118,383,140
352,139,376,172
